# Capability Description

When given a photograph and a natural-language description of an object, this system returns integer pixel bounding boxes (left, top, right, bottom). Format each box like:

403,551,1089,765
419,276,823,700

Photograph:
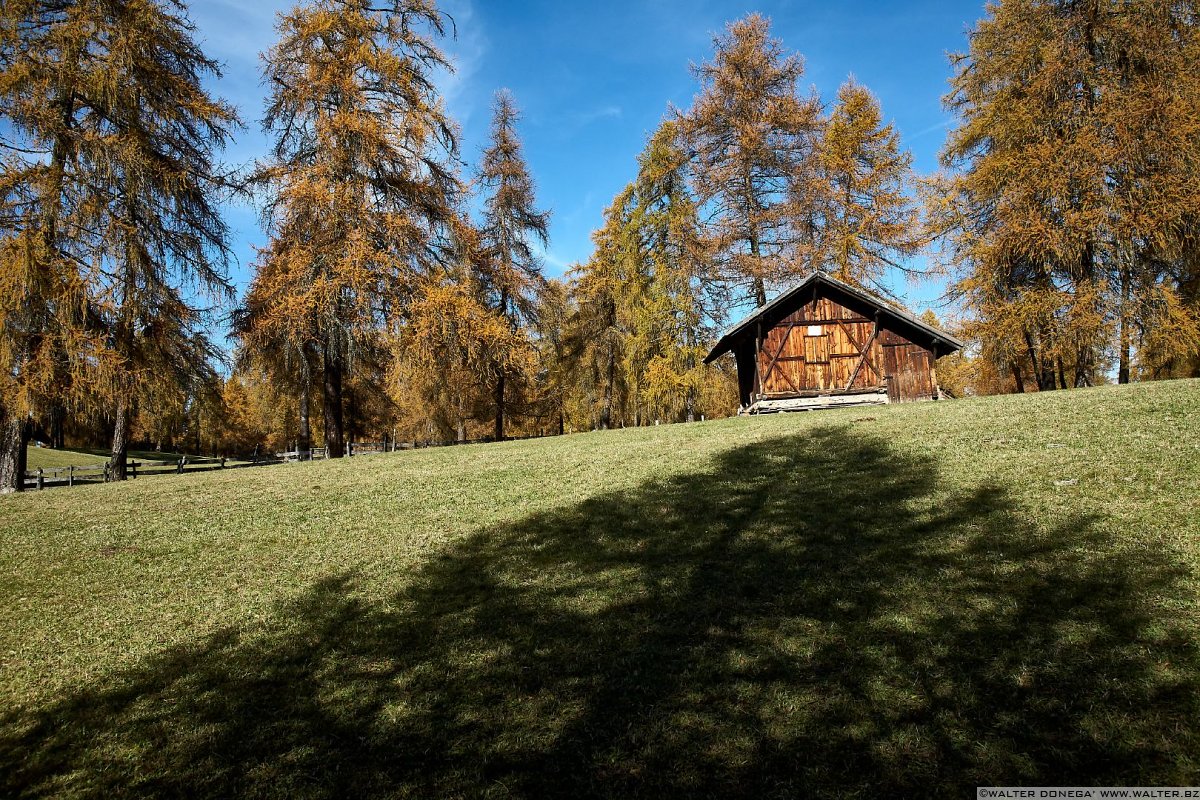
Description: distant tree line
2,0,1197,491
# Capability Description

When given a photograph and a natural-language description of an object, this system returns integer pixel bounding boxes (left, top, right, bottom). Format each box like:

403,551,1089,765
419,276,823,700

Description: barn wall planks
754,296,937,402
707,273,962,410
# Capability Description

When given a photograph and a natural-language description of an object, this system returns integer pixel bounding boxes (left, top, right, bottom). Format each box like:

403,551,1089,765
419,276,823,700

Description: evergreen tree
241,0,459,458
475,90,550,440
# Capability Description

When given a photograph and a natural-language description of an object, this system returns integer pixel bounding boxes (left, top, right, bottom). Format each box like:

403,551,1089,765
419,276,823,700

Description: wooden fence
20,455,248,490
21,432,555,491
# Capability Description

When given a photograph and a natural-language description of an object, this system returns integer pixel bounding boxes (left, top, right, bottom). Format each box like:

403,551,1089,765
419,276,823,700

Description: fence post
220,457,226,469
36,468,44,490
176,456,186,475
130,461,137,479
68,465,74,488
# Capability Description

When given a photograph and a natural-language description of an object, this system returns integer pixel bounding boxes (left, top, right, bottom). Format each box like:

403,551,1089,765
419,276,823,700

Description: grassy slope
23,447,107,470
1,380,1198,797
25,447,242,476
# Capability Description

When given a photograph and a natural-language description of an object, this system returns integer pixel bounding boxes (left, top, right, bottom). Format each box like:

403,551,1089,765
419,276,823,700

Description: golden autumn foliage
681,14,822,309
0,0,96,488
810,80,924,295
390,277,533,441
933,0,1200,391
9,1,1200,468
1,0,237,486
566,121,737,430
474,90,550,439
239,0,459,457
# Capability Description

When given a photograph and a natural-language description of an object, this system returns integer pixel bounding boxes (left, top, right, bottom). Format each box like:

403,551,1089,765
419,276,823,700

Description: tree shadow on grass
3,426,1198,798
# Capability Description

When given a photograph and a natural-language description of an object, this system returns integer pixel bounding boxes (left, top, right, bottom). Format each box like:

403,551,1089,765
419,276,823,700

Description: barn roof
704,272,966,363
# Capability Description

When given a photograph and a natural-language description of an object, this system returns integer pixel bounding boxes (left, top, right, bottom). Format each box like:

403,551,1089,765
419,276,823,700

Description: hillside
22,447,107,471
2,380,1199,797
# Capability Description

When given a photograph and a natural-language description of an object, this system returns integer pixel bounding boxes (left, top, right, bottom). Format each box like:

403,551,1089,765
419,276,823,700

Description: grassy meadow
2,380,1199,797
22,447,107,470
22,447,246,485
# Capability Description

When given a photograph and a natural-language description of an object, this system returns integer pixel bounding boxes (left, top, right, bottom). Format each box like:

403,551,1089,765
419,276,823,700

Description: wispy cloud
533,242,574,276
437,0,488,130
907,117,953,142
573,105,623,126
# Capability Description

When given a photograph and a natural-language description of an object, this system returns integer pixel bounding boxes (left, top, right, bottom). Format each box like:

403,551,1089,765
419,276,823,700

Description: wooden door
883,345,901,402
883,344,935,402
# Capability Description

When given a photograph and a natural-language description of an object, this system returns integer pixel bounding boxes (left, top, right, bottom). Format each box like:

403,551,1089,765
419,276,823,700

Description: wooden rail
21,454,271,491
20,431,556,491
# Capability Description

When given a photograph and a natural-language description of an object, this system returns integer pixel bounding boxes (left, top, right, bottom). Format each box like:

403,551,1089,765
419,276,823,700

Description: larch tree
631,120,715,423
934,0,1200,390
88,0,238,479
241,0,459,458
394,276,524,442
809,79,923,295
1,0,236,485
475,89,550,440
681,13,822,309
533,278,572,436
568,186,636,430
230,320,315,454
0,0,94,490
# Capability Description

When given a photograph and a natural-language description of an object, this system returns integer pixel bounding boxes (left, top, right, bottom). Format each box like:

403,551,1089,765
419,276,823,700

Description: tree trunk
1073,243,1096,388
1074,352,1093,388
0,412,32,493
46,403,64,449
493,285,511,442
557,410,564,437
753,277,767,308
1118,267,1131,384
600,345,616,430
323,343,345,458
109,396,131,481
1024,332,1041,390
1117,326,1130,384
684,346,697,422
493,373,505,441
747,192,768,308
1012,361,1025,394
298,357,311,452
1025,329,1054,391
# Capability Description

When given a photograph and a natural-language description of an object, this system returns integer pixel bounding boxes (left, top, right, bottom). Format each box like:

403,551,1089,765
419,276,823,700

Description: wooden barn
704,273,964,413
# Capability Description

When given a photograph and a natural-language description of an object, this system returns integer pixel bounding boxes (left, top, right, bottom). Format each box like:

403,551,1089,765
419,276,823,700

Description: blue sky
189,0,988,330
